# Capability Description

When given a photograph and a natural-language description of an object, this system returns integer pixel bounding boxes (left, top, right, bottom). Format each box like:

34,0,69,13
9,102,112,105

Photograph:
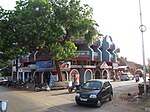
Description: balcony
72,51,90,60
102,50,111,62
90,43,102,61
90,40,102,47
75,51,90,57
70,38,86,44
18,53,35,63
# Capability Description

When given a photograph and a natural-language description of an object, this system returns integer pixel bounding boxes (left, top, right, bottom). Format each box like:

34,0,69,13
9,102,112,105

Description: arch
42,71,51,84
102,69,110,79
84,69,93,82
95,70,102,79
69,69,80,82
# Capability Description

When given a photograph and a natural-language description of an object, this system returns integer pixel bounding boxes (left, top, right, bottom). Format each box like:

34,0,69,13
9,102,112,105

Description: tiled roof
118,57,143,69
134,63,143,69
118,57,127,66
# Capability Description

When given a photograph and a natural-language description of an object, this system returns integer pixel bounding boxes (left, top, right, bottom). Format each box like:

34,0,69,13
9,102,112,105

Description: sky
1,0,150,65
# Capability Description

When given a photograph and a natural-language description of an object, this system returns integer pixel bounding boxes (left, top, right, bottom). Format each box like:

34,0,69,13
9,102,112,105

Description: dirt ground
116,85,150,112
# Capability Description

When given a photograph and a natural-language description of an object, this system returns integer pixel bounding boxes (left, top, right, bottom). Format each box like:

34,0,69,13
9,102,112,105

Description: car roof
86,79,110,83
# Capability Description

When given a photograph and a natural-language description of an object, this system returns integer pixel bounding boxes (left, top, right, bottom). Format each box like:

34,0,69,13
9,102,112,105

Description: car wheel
109,94,113,101
76,101,82,106
96,100,102,108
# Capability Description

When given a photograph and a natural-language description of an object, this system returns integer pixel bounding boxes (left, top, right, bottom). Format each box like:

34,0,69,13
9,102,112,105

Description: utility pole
139,0,147,96
148,59,150,86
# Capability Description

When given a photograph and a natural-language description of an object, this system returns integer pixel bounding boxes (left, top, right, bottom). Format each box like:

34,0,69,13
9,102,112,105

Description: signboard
113,63,118,69
29,64,36,70
36,60,54,72
18,67,31,72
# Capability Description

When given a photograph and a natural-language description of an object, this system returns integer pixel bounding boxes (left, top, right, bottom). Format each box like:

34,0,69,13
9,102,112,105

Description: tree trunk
55,60,62,81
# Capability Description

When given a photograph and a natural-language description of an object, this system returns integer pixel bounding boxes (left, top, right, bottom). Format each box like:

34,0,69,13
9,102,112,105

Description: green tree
0,0,99,81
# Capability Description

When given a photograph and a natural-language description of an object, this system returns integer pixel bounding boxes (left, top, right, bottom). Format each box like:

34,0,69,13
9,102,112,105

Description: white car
120,73,134,81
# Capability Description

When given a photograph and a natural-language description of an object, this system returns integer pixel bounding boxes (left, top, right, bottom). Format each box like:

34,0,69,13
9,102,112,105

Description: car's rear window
82,81,102,90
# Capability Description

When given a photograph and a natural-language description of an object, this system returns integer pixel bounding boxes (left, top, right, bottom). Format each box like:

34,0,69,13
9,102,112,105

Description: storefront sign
36,60,54,72
18,67,31,72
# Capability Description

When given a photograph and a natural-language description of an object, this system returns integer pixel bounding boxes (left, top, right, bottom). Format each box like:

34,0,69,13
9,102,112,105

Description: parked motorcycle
6,80,17,88
34,83,50,92
16,81,28,89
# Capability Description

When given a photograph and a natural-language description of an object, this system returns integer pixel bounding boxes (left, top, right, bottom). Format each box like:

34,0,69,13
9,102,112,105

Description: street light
139,0,147,96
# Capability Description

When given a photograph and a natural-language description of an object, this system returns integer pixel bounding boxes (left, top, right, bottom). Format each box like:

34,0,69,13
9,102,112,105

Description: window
82,81,102,90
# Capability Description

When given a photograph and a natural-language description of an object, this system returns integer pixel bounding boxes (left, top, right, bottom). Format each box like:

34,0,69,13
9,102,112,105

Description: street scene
0,79,148,112
1,0,150,112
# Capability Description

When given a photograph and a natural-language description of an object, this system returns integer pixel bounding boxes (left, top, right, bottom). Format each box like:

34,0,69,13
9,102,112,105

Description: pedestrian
74,74,77,87
135,74,140,82
73,74,80,92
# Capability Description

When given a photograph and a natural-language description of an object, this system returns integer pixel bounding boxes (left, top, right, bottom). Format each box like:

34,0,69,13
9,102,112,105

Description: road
0,79,145,112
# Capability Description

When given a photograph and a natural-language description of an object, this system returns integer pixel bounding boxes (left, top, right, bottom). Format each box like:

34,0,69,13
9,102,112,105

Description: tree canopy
0,0,99,61
0,0,99,80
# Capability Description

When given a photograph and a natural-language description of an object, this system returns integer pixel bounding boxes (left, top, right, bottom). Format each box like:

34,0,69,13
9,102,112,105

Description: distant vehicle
75,79,113,108
0,77,8,85
120,73,134,81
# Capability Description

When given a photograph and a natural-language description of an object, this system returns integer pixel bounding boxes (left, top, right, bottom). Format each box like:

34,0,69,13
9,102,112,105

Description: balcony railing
74,51,90,58
70,38,86,43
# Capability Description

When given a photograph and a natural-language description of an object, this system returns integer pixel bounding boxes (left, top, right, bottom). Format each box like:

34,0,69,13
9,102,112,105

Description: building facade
12,35,120,85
